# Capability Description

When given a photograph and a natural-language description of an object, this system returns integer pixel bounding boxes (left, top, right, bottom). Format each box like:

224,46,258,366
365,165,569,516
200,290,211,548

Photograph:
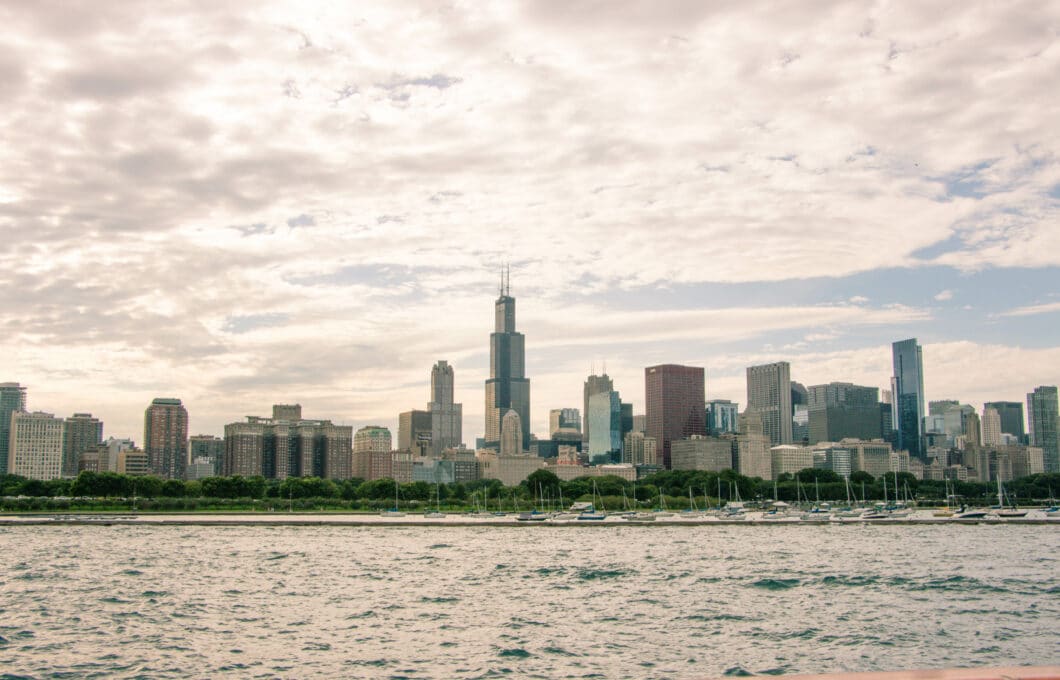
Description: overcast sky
1,1,1058,443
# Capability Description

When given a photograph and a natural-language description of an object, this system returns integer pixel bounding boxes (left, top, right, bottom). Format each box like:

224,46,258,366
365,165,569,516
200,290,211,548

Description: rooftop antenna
602,359,607,375
505,263,510,296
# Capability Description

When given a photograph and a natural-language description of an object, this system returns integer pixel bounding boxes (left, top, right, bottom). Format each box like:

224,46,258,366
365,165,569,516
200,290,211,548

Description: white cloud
934,290,954,301
998,301,1060,318
0,1,1058,441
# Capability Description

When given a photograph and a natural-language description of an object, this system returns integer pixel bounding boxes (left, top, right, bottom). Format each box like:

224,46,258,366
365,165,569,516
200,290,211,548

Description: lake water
1,523,1057,678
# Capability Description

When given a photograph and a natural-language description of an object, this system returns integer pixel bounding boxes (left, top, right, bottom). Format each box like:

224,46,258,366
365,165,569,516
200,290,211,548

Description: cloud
998,301,1060,318
0,0,1058,442
934,290,954,301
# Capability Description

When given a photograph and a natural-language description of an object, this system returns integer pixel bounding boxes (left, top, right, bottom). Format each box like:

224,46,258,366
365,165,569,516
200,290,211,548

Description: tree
524,469,561,500
849,470,875,484
795,468,841,484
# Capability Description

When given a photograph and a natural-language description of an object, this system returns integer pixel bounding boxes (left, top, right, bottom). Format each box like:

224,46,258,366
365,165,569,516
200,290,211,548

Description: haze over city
1,2,1057,442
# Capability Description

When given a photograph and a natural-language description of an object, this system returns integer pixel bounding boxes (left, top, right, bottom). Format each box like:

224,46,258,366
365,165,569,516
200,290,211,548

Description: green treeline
1,469,1058,512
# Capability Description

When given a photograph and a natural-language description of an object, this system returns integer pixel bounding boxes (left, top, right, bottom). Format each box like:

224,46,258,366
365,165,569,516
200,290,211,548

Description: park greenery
1,468,1058,513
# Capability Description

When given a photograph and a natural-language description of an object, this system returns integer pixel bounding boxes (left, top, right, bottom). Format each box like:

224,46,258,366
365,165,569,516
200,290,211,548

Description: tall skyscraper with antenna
484,267,531,451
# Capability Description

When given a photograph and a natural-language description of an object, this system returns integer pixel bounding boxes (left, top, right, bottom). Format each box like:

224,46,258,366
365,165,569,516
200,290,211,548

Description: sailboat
577,480,608,520
380,479,405,517
424,484,446,518
990,478,1027,518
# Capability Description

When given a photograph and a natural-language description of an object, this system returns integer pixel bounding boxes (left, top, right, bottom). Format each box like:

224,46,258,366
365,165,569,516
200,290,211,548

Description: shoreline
2,512,1058,527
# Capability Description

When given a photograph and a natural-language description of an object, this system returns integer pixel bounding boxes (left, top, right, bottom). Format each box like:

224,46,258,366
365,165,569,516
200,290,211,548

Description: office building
622,431,657,466
428,360,462,456
806,382,881,444
706,399,739,435
981,407,1002,447
0,382,27,473
549,408,580,436
746,362,793,445
62,413,103,478
984,401,1025,441
670,435,733,472
144,398,189,479
892,339,925,457
583,373,613,436
769,445,813,480
500,409,523,456
1027,386,1059,473
484,271,531,450
645,364,706,469
736,410,772,480
398,410,433,455
8,411,64,480
587,389,622,461
224,406,353,479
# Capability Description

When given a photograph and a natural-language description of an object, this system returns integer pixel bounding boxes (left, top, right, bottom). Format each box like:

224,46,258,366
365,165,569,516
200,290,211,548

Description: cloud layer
1,1,1057,439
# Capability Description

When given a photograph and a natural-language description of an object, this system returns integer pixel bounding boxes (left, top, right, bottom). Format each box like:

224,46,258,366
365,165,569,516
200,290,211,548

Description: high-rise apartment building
806,382,881,444
984,401,1025,441
892,338,925,458
428,360,462,456
0,382,27,473
735,410,772,480
189,434,225,476
354,425,392,453
484,272,530,450
224,406,352,479
62,413,103,478
144,398,189,479
1027,386,1059,473
9,411,65,480
645,364,706,469
746,362,793,446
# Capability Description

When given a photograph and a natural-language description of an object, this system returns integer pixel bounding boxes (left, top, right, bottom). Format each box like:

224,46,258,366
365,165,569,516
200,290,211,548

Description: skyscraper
0,382,27,473
706,399,739,435
981,407,1002,447
984,401,1025,441
549,408,580,436
500,409,523,456
645,364,706,469
1027,386,1059,473
892,338,925,458
144,398,189,479
583,373,613,437
62,413,103,478
429,360,462,456
398,410,433,454
484,271,530,450
806,382,881,444
587,389,622,461
746,362,793,445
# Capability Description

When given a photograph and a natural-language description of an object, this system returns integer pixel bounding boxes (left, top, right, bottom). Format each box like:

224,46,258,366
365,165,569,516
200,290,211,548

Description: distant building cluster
2,285,1058,486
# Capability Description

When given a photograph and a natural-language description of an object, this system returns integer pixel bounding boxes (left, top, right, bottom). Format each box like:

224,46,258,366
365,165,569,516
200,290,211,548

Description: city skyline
0,3,1058,442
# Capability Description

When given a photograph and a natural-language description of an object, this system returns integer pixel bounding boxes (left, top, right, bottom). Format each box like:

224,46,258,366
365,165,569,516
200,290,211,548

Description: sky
1,1,1058,444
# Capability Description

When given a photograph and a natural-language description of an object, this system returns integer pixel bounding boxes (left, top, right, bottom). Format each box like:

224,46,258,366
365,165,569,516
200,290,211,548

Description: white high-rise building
746,362,793,445
9,411,65,480
981,407,1002,447
500,410,523,457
